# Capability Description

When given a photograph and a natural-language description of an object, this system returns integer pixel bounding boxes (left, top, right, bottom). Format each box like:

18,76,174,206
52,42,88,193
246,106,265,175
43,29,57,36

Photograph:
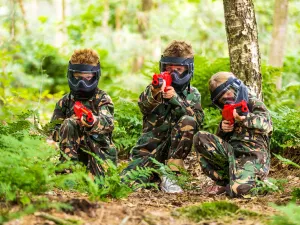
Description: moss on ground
175,201,266,223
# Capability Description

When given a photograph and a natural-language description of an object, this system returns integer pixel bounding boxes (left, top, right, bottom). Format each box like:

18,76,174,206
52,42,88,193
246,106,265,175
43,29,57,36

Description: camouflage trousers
126,115,198,172
58,118,117,177
193,131,270,197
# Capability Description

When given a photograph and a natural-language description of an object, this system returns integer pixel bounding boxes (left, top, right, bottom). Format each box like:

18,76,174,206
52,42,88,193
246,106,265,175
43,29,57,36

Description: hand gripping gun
222,100,249,125
74,101,94,126
152,71,172,92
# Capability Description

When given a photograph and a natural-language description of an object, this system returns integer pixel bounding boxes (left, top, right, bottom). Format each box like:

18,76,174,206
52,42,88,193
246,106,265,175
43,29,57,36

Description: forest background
0,0,300,224
1,0,299,155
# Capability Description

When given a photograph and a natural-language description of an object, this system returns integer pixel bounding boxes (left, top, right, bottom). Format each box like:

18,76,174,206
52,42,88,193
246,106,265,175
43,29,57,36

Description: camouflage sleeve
168,88,205,127
242,98,273,134
50,97,66,142
89,94,115,134
137,85,163,115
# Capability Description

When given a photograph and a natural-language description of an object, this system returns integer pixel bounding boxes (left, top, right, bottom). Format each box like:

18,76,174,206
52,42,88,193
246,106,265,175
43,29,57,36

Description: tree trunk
138,0,152,38
132,0,153,73
62,0,66,24
115,6,122,30
54,0,66,47
17,0,28,33
10,0,16,41
223,0,262,99
269,0,288,90
102,0,110,30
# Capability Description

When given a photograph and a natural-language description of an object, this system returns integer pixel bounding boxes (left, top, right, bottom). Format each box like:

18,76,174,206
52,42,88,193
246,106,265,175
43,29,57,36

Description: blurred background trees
0,0,299,156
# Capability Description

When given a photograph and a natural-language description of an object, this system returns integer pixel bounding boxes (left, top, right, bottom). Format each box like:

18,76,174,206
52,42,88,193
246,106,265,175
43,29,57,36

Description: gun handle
229,119,235,125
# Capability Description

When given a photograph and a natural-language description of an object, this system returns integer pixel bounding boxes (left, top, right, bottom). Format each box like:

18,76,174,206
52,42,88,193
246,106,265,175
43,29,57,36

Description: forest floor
5,154,300,225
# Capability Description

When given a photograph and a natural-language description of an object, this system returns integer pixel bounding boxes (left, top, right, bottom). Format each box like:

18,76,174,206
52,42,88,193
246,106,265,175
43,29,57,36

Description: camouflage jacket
138,84,204,133
51,88,114,141
217,91,273,152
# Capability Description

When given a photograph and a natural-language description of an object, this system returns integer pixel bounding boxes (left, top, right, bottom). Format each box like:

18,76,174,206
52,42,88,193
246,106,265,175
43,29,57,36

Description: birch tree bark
223,0,262,99
269,0,289,89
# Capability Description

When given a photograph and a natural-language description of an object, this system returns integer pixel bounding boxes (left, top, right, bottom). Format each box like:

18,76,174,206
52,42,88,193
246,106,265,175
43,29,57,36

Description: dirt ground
4,155,300,225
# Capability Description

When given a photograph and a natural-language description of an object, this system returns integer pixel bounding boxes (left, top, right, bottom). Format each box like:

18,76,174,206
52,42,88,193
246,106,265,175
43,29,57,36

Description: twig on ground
119,216,130,225
35,212,78,225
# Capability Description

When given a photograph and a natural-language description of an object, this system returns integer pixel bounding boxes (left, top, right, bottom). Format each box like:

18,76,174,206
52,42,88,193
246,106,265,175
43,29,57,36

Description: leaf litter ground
4,153,300,225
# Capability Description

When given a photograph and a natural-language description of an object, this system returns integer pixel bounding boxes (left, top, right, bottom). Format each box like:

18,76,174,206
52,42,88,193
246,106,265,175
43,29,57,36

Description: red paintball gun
152,71,172,92
222,100,249,125
74,101,94,126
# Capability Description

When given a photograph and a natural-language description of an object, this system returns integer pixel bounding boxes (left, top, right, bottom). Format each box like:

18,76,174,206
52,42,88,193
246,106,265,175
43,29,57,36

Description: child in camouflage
124,41,205,193
193,72,273,197
51,49,117,177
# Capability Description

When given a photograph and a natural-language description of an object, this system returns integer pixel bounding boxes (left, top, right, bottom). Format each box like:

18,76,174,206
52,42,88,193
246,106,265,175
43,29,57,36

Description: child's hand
221,120,234,132
163,86,176,99
233,109,246,122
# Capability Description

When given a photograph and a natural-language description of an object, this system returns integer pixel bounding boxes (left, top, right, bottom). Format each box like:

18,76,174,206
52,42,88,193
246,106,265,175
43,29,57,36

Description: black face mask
71,89,97,101
171,70,190,93
211,77,249,109
67,62,101,100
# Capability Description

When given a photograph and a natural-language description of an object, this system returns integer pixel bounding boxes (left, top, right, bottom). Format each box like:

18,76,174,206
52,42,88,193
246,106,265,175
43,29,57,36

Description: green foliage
0,113,57,202
270,108,300,151
202,107,221,134
283,55,300,87
64,149,158,200
94,160,133,200
262,65,300,110
176,201,262,222
273,154,300,169
150,158,195,190
192,56,230,108
250,178,287,195
291,188,300,200
1,1,300,223
17,40,68,93
113,94,142,156
15,39,121,94
0,111,95,204
53,164,98,195
270,202,300,225
94,161,158,200
0,111,152,205
122,165,158,190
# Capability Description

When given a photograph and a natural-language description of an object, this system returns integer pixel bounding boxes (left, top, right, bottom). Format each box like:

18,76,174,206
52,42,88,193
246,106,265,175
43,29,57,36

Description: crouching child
123,41,204,193
51,48,117,177
193,72,273,197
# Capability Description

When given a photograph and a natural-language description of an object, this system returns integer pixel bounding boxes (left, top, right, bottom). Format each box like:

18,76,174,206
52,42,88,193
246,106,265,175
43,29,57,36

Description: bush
270,202,300,225
262,65,300,110
112,89,143,156
0,110,159,206
270,108,300,152
192,56,230,108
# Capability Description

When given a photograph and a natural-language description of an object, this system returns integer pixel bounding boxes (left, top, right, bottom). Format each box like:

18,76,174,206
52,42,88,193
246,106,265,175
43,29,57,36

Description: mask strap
211,77,236,101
